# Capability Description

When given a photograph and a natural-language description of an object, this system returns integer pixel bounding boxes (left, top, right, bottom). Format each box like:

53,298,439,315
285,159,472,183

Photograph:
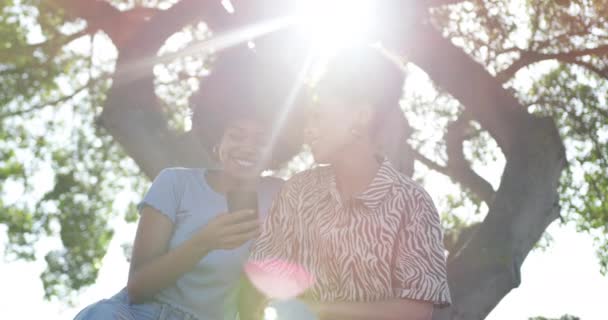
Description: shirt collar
327,158,399,210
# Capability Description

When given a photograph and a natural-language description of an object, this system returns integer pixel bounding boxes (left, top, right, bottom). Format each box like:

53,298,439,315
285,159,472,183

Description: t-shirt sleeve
392,189,452,307
137,168,181,223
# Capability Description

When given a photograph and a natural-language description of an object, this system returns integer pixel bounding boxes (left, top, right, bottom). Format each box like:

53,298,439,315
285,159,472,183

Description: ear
351,103,374,136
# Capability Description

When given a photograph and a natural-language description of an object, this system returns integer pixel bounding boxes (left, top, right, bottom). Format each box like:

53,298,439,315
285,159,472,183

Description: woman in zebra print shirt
241,46,451,320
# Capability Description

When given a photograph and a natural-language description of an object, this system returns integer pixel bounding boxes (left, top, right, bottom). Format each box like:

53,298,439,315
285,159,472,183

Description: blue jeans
267,299,318,320
73,289,199,320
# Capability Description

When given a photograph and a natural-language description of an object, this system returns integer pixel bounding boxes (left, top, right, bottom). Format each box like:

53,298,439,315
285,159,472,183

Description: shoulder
269,166,330,205
260,175,285,188
155,167,200,177
383,162,436,208
285,165,331,190
152,167,204,190
395,173,432,198
259,175,285,197
157,167,203,180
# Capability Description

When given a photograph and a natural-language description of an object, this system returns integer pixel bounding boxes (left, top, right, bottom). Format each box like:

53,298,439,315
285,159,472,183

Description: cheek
217,139,237,161
217,143,230,164
324,124,348,141
308,104,355,144
314,124,350,153
324,112,354,139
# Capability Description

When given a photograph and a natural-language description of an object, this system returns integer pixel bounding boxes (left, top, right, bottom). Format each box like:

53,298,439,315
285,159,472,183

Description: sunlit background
1,0,607,319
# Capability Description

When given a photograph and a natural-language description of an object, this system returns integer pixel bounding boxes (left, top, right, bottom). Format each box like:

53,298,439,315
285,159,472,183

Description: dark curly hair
190,42,309,169
313,45,405,145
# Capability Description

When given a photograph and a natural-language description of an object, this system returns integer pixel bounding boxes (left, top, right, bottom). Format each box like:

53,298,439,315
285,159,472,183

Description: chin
311,150,333,165
232,171,261,181
229,166,264,180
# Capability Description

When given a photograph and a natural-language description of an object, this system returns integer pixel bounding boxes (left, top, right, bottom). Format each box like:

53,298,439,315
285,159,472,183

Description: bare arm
238,275,267,320
311,298,433,320
127,207,206,303
127,207,259,304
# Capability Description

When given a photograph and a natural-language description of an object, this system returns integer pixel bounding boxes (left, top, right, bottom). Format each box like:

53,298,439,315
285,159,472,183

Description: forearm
314,299,432,320
238,278,268,320
127,238,210,303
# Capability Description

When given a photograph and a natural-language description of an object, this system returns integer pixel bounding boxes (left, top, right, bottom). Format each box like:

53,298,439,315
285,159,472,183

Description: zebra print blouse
250,159,451,306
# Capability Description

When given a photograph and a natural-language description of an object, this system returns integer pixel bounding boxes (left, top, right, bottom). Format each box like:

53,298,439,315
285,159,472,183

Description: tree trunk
385,16,567,320
97,0,301,179
434,116,565,319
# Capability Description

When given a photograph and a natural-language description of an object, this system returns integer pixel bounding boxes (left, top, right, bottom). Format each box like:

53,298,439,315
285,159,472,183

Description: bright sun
294,0,375,54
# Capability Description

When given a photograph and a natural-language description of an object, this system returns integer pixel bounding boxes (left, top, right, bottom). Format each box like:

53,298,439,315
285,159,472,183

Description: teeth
235,159,255,167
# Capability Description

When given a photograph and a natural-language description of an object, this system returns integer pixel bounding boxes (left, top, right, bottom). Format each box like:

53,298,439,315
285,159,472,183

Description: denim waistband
157,302,199,320
110,288,200,320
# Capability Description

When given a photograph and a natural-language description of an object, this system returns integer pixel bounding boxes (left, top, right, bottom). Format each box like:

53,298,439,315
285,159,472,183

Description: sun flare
295,0,375,55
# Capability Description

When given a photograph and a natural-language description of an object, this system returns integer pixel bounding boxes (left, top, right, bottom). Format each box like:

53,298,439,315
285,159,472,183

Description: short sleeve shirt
138,168,283,320
249,160,451,306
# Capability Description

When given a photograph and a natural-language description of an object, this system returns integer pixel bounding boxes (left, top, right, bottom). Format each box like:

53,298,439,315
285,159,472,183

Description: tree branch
383,6,566,320
119,0,228,59
496,44,608,81
445,115,496,204
51,0,161,49
0,74,109,120
100,0,305,179
0,27,93,63
389,23,528,153
569,60,608,79
412,150,450,176
0,27,94,78
410,117,496,205
427,0,467,7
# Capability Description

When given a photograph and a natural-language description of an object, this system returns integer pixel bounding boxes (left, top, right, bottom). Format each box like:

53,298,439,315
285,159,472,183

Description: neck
207,170,257,194
331,144,380,200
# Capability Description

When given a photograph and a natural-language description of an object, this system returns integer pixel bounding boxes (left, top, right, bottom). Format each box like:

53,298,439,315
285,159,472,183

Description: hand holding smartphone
196,190,260,251
227,190,258,214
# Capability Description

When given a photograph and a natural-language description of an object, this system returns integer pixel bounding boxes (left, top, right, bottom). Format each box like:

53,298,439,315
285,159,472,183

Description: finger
223,219,259,235
222,231,260,248
222,237,257,249
222,226,259,243
218,210,257,225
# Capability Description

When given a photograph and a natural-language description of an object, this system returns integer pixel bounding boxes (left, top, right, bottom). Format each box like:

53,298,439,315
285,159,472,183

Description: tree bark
435,117,565,319
97,0,303,179
385,14,567,320
96,2,232,179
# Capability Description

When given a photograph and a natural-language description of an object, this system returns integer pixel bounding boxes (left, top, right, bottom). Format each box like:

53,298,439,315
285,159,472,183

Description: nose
304,125,317,142
244,132,272,155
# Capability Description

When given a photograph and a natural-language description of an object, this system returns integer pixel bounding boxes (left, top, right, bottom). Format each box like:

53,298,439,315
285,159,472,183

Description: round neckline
197,168,265,198
195,168,226,199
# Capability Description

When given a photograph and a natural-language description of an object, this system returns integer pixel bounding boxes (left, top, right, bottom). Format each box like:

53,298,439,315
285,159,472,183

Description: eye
227,129,246,142
248,128,268,145
308,109,321,123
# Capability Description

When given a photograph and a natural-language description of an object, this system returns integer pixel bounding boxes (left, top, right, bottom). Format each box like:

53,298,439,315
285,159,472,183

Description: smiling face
217,118,272,180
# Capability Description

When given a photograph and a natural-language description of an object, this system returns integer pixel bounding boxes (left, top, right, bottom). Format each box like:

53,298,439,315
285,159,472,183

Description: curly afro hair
313,44,406,145
190,40,310,169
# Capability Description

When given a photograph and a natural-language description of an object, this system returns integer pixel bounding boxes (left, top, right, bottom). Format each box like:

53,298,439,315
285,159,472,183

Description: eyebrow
229,125,269,136
227,126,245,133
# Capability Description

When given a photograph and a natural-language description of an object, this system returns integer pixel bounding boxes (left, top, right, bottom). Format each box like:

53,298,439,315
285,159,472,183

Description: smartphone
226,190,258,214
